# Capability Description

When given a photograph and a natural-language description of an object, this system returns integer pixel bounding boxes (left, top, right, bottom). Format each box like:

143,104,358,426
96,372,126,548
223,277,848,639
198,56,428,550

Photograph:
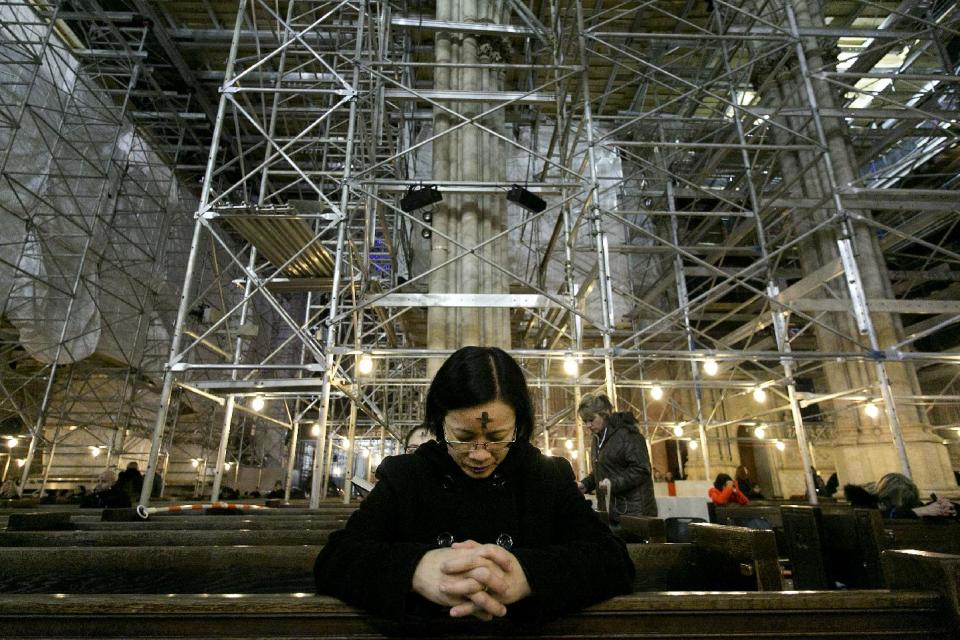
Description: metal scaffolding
3,0,960,502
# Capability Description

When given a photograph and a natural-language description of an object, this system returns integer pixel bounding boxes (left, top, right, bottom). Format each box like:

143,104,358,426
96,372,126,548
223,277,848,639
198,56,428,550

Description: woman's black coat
314,439,634,624
580,412,657,520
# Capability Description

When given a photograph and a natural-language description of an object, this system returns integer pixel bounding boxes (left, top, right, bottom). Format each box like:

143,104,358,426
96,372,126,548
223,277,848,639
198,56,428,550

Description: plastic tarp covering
0,2,193,373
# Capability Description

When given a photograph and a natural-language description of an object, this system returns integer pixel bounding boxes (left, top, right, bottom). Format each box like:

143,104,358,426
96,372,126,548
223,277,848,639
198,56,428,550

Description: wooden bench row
0,524,780,593
1,550,957,638
4,511,349,531
712,503,960,589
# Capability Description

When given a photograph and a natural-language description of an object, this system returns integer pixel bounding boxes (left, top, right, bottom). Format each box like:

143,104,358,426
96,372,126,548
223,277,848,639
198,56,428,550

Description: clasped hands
411,540,531,621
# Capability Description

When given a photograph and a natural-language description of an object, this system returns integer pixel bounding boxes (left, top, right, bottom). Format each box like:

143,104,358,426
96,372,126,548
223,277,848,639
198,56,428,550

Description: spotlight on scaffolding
357,353,374,376
400,184,442,213
311,423,321,437
688,439,699,451
775,440,786,451
754,424,766,439
16,459,25,468
752,387,767,403
864,402,880,419
562,352,578,376
672,425,683,438
5,438,16,448
506,184,546,213
703,358,718,376
650,385,664,401
89,446,101,458
564,439,574,450
251,394,266,411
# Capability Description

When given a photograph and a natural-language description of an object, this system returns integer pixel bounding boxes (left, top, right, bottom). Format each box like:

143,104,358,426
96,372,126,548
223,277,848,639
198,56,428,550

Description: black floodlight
422,210,433,223
506,184,546,213
400,184,443,213
421,228,432,239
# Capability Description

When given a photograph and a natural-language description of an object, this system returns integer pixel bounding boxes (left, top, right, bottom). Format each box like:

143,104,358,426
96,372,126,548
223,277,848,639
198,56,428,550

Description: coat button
496,533,513,550
436,532,455,548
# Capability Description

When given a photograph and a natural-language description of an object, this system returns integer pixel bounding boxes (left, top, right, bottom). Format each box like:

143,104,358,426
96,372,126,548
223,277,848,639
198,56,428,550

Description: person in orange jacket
708,472,749,505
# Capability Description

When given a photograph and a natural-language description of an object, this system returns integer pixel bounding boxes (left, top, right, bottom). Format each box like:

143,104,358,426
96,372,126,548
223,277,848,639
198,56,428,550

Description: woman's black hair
425,346,534,443
714,473,733,490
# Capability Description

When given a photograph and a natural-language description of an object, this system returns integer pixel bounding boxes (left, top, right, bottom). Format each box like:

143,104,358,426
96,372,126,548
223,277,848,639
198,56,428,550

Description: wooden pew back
617,516,666,543
689,522,782,590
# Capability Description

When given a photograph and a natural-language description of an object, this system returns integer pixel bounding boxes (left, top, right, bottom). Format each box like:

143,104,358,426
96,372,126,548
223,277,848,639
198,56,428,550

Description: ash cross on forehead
476,411,492,429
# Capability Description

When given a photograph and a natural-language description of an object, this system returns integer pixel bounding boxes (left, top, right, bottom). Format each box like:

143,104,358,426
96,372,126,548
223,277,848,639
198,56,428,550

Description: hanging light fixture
562,352,578,376
251,394,265,411
864,402,880,419
357,353,374,375
703,358,718,376
752,387,767,403
650,385,664,401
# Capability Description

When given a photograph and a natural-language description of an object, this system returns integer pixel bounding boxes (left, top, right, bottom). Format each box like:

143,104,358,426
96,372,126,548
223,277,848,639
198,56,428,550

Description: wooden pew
617,516,666,543
0,529,335,546
0,546,321,593
689,522,782,590
6,513,348,531
0,526,780,595
883,519,960,555
0,550,957,638
782,504,960,590
711,504,787,551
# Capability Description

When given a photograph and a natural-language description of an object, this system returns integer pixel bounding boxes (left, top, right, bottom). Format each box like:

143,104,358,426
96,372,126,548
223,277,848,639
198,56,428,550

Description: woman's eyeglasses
443,429,516,454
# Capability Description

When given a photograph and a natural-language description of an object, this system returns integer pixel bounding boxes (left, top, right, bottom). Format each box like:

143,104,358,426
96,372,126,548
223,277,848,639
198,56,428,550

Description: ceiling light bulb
342,439,351,451
650,385,664,401
251,395,265,411
5,438,16,448
191,459,200,468
357,353,374,375
311,423,321,437
673,425,683,438
864,402,879,419
775,440,786,451
753,387,767,403
16,458,25,468
754,425,766,439
688,440,699,450
562,353,578,376
703,359,718,376
89,446,101,457
565,438,574,450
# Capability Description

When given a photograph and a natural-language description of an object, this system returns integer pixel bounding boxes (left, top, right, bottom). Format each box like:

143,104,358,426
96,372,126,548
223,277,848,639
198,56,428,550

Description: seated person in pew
314,346,634,624
709,473,749,506
844,472,957,519
735,465,764,500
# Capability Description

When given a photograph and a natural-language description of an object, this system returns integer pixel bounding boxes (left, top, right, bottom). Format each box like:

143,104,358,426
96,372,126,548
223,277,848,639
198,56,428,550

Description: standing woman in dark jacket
314,347,634,625
576,393,658,520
